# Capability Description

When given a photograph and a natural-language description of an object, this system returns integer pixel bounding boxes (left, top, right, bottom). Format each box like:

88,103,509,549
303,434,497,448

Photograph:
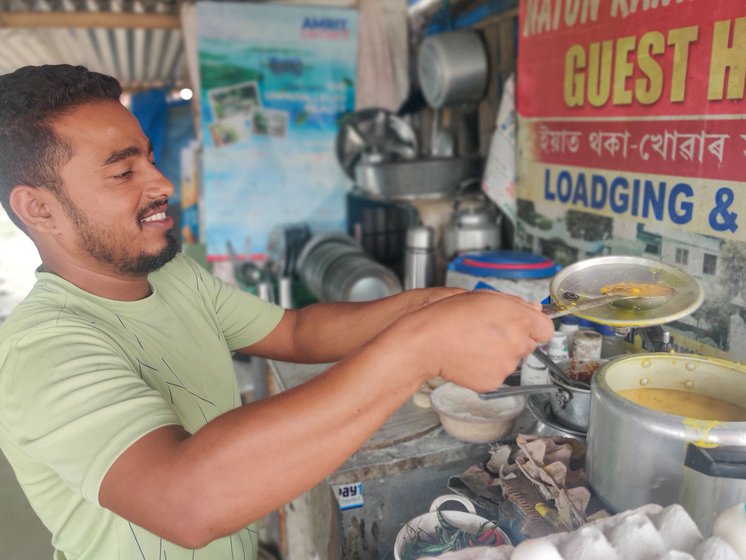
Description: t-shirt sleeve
181,256,285,350
0,327,180,506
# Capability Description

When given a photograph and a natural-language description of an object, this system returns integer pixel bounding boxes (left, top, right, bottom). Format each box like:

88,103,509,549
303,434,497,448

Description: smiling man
16,97,180,293
0,65,554,560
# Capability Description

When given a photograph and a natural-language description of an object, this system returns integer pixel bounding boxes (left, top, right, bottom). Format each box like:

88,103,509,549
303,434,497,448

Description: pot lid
448,250,561,280
549,256,704,327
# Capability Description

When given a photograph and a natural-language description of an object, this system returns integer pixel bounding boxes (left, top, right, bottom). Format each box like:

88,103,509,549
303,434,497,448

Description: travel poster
197,2,357,259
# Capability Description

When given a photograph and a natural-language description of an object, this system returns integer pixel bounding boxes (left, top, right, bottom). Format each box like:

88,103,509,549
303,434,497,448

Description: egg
713,502,746,559
511,538,564,560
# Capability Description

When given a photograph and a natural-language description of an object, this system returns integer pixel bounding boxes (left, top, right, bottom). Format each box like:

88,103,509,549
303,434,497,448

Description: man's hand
390,290,555,393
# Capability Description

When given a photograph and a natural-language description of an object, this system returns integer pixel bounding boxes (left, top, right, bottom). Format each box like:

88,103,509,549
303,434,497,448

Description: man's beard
62,195,178,275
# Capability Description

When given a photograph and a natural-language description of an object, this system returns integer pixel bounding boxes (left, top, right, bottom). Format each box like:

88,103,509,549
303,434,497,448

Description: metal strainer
548,256,704,327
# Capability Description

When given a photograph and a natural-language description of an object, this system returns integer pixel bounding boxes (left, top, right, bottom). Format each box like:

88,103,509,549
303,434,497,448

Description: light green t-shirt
0,253,284,560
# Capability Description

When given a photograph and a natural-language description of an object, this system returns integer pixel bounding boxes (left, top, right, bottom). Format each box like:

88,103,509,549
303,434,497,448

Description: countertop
267,361,573,486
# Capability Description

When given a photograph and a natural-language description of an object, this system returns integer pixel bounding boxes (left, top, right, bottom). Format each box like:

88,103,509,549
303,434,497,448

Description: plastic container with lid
446,250,561,302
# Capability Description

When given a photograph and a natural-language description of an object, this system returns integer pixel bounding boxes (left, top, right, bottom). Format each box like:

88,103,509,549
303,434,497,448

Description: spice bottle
547,331,569,365
572,329,603,361
520,351,551,386
558,315,580,350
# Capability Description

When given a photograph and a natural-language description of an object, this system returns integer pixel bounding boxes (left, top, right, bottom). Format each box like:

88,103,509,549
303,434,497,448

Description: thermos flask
404,226,436,290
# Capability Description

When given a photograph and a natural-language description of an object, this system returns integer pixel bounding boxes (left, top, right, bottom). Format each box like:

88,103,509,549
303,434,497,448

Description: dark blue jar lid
448,250,561,280
594,324,617,336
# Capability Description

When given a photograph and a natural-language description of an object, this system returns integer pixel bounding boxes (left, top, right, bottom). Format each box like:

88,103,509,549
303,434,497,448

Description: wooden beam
0,11,181,30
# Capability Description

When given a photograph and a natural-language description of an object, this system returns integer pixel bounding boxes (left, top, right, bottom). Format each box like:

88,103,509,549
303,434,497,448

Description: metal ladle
479,347,583,400
543,286,675,319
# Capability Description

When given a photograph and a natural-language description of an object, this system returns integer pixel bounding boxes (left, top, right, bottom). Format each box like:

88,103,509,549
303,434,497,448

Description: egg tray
418,503,740,560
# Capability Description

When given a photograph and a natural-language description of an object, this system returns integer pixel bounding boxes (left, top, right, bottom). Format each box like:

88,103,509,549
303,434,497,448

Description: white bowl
430,382,526,443
394,495,510,560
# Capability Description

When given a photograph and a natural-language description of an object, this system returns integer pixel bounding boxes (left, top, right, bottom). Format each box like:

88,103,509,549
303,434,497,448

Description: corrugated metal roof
0,0,363,90
0,0,468,95
0,0,188,90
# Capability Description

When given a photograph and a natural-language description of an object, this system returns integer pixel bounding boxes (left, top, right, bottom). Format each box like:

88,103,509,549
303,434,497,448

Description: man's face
51,100,178,276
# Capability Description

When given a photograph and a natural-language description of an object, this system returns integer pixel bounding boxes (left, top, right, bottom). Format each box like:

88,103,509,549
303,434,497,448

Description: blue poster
197,2,358,258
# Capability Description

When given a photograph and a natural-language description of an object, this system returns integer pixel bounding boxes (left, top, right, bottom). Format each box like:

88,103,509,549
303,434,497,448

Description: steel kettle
443,190,500,259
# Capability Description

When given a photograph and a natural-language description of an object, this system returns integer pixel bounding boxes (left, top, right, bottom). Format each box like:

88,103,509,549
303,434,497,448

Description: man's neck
40,261,153,301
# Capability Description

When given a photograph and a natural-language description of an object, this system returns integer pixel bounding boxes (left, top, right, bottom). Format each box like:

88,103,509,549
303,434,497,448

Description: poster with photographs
197,2,357,258
515,0,745,361
206,81,261,147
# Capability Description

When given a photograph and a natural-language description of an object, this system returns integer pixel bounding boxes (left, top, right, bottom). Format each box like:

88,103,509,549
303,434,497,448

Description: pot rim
549,369,591,393
592,352,746,424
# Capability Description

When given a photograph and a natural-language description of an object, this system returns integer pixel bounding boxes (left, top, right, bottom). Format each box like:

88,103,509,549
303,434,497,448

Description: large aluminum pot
587,353,746,515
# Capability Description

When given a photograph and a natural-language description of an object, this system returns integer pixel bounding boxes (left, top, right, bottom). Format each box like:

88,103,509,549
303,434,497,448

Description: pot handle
685,443,746,478
429,494,477,515
552,386,575,408
480,384,560,400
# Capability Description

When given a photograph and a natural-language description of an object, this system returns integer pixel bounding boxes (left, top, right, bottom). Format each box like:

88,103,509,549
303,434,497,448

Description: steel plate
549,256,704,327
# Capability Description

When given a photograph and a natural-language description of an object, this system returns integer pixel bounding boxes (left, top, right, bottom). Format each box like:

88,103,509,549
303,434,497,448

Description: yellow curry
600,282,674,297
618,387,746,421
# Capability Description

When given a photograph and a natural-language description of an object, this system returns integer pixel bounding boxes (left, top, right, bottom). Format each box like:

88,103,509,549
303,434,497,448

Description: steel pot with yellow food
587,353,746,529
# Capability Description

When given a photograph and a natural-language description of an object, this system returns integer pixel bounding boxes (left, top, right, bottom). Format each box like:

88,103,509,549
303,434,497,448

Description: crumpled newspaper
495,434,607,533
450,434,608,539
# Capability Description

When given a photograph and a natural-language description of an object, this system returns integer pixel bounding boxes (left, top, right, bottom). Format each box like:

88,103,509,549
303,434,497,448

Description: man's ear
9,185,60,234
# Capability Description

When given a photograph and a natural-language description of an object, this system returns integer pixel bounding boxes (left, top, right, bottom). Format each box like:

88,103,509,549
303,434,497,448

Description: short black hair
0,64,122,230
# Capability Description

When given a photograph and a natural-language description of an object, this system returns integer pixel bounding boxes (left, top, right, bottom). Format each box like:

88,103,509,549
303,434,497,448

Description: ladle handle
479,384,560,400
541,292,633,319
474,281,621,318
531,347,582,388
